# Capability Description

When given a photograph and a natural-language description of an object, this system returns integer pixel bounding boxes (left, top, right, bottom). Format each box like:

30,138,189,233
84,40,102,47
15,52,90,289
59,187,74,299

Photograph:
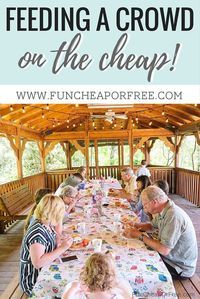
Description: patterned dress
20,220,56,296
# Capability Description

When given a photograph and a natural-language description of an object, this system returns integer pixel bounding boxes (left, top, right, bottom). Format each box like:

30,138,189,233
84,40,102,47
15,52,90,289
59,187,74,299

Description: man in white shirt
137,160,151,177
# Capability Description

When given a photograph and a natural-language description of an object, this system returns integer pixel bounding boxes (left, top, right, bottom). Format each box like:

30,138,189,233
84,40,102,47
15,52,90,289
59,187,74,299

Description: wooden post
7,134,24,179
67,142,72,169
38,141,46,173
121,139,124,167
129,130,133,168
174,135,179,168
94,140,99,178
144,141,150,164
118,139,121,173
85,118,90,179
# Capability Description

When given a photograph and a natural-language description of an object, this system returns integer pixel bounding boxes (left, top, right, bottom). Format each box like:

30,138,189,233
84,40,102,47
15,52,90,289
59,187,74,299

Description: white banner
0,85,199,104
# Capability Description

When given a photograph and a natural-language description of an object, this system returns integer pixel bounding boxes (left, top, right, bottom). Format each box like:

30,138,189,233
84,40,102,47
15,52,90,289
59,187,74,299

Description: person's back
137,160,150,178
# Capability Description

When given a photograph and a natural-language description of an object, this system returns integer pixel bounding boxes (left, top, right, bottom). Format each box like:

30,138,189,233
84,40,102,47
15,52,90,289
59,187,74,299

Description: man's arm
124,227,171,256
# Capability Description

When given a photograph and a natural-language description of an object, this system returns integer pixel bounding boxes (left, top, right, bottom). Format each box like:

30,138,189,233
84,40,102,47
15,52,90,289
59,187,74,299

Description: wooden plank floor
0,194,200,295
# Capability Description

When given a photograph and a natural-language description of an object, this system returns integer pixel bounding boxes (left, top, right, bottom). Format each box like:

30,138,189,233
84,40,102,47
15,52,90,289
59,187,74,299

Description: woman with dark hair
131,175,151,222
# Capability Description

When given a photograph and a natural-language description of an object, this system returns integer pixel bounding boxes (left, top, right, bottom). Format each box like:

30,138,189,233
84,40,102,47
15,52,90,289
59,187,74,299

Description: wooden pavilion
0,103,200,298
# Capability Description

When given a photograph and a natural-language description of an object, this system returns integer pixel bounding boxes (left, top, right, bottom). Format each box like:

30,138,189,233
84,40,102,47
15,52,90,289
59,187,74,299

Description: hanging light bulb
194,104,197,107
67,118,70,123
114,123,117,128
10,105,14,111
42,112,45,119
80,123,82,126
92,120,95,127
53,123,55,128
162,110,165,116
75,104,79,107
46,104,49,110
58,121,60,125
73,124,76,127
67,125,69,129
22,106,25,113
149,121,152,126
166,118,169,123
132,123,135,127
102,126,105,130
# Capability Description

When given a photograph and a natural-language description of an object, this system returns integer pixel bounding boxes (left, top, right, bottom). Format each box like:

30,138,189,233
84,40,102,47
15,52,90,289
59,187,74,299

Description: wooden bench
173,274,200,298
0,185,34,233
0,273,28,299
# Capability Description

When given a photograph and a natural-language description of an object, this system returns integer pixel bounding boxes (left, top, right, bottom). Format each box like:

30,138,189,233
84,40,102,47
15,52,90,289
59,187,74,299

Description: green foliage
0,138,18,183
98,145,118,166
71,150,86,167
150,139,174,166
134,149,145,165
46,143,67,170
179,136,200,171
22,142,42,177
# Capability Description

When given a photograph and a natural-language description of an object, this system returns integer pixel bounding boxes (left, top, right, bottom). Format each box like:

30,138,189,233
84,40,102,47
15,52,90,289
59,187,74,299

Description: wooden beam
69,140,85,156
0,120,42,140
194,131,200,146
178,120,200,135
158,136,175,153
44,128,174,141
136,137,151,151
44,141,60,156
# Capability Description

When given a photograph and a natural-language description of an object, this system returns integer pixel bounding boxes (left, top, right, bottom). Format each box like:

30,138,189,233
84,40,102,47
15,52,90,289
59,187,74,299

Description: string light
67,118,70,123
149,121,152,126
46,104,49,110
53,123,55,128
166,118,169,123
92,120,95,127
58,121,60,125
22,106,26,113
162,110,165,116
132,123,135,127
67,125,69,129
80,123,82,126
42,112,45,119
114,123,117,127
75,104,79,107
102,126,105,130
10,105,14,111
73,124,76,127
121,124,123,129
94,126,97,130
194,104,197,107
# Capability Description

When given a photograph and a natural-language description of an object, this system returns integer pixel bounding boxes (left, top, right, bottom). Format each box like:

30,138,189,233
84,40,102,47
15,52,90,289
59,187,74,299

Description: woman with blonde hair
62,253,133,299
20,194,73,296
24,188,52,232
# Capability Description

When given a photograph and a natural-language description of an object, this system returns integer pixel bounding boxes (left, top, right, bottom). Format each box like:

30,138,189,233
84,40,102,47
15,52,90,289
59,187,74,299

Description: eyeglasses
142,200,152,209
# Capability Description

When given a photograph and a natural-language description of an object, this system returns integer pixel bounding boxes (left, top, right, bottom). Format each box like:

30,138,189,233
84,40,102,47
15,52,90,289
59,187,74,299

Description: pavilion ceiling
0,104,199,138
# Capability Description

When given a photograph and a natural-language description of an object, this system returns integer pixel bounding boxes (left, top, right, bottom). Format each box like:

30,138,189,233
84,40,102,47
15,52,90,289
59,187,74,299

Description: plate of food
114,201,129,209
120,215,139,224
70,235,90,250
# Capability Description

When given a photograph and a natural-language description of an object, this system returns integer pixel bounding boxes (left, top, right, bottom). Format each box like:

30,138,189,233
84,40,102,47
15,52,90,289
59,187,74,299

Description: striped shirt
20,220,56,296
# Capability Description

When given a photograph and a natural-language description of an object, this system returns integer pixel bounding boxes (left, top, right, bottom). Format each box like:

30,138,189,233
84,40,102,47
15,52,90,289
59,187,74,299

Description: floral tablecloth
32,184,177,299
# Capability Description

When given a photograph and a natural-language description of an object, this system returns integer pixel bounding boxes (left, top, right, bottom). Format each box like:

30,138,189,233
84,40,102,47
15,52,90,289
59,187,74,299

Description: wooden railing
45,166,175,193
0,173,45,196
176,168,200,206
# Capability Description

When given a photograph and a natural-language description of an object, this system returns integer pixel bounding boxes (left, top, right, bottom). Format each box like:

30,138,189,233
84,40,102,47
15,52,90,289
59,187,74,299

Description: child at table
62,253,133,299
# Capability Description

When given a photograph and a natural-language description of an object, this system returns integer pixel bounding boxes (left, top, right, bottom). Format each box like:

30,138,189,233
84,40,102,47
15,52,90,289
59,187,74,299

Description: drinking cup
92,239,102,252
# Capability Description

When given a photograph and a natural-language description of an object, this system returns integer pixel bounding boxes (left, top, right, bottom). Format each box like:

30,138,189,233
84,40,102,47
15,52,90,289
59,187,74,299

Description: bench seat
0,185,34,232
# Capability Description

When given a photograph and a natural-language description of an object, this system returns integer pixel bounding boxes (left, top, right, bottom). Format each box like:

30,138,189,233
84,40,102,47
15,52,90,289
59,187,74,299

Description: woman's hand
60,236,73,251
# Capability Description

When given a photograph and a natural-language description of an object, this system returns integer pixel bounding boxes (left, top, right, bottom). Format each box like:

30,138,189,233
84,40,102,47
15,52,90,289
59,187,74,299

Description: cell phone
61,255,78,262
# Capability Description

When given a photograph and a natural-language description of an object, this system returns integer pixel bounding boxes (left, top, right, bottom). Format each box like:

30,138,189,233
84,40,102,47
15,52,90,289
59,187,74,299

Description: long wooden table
32,180,177,299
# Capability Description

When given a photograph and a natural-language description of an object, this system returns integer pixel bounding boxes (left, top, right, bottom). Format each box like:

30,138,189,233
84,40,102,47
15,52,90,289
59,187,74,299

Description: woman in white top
62,253,134,299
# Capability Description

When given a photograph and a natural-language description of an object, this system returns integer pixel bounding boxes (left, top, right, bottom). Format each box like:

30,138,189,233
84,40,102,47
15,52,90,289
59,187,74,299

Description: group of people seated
19,162,198,298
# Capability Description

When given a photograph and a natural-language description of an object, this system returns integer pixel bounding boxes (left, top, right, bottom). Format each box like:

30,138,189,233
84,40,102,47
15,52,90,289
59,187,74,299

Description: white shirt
136,166,151,177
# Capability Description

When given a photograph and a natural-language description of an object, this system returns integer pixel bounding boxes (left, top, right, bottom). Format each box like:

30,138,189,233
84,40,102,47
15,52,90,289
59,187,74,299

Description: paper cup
77,222,86,235
92,239,102,252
